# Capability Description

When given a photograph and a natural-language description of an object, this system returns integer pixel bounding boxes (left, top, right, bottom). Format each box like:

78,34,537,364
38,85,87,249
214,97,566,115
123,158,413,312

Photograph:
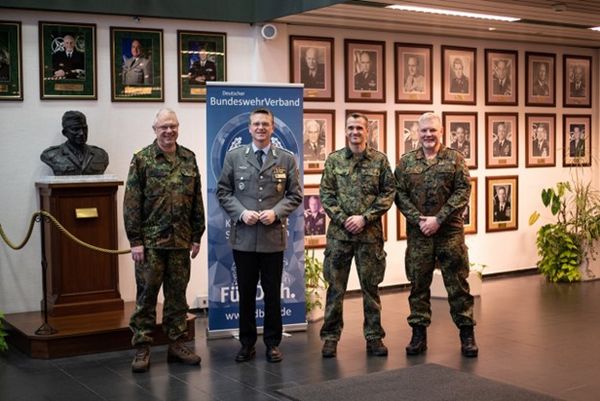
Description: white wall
0,8,597,313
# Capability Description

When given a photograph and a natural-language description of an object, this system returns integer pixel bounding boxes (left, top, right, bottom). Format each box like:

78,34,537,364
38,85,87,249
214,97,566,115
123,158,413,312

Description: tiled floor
1,273,599,401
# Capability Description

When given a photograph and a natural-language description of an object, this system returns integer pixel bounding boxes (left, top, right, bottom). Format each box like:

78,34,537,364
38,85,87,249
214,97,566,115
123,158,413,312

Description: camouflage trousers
405,230,475,328
130,248,191,346
320,238,386,341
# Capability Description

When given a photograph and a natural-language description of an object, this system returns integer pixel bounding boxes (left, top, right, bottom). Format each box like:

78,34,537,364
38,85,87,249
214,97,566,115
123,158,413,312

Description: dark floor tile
3,273,600,401
131,374,211,401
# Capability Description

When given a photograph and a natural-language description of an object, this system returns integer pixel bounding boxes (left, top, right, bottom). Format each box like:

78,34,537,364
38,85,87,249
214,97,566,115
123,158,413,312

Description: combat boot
321,340,338,358
405,326,427,355
459,326,479,358
167,339,201,365
366,339,388,356
131,344,150,373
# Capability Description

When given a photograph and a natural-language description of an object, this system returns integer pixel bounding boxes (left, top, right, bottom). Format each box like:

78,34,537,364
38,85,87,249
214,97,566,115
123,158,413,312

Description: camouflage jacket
394,144,470,234
123,140,205,249
320,146,395,243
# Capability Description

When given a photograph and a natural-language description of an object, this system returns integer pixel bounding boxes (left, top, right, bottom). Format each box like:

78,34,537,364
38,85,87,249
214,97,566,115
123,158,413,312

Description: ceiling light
590,27,600,31
386,5,521,22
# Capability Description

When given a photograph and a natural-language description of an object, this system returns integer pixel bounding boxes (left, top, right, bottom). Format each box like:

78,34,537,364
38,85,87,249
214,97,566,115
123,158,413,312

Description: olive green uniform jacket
216,144,302,253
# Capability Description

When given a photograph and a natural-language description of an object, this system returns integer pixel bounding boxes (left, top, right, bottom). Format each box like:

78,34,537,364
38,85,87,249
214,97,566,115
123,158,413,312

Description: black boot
459,326,479,357
405,326,427,355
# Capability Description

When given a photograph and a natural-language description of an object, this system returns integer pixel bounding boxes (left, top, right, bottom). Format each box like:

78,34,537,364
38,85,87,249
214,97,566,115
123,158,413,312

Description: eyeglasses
155,124,179,131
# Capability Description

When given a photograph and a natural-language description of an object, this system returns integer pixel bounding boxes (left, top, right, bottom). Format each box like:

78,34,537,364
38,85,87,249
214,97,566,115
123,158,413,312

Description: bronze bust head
40,111,109,175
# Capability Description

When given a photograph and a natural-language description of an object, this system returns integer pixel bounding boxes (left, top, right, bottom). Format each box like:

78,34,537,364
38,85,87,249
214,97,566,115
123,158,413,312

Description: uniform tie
255,149,264,167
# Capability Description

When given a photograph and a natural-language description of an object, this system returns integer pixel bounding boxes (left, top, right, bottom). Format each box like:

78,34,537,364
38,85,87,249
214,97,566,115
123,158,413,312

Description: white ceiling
275,0,600,48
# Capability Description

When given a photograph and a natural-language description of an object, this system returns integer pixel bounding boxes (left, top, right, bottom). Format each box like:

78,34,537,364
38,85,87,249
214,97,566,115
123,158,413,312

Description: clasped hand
344,215,366,235
242,210,276,225
419,216,440,236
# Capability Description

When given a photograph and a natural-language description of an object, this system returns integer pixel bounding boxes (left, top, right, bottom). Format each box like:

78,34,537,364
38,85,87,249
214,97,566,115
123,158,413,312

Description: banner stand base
206,322,308,340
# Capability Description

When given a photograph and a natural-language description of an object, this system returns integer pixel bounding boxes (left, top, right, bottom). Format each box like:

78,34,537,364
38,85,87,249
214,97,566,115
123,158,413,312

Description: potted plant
304,249,327,322
0,310,8,352
529,175,600,282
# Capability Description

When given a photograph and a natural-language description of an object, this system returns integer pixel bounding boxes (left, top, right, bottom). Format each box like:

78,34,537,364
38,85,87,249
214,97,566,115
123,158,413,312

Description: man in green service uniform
319,112,395,358
124,108,206,372
394,112,478,358
217,108,302,363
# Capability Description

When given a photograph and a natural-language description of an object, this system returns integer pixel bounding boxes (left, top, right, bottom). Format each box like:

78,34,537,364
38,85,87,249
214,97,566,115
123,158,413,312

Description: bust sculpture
40,111,109,175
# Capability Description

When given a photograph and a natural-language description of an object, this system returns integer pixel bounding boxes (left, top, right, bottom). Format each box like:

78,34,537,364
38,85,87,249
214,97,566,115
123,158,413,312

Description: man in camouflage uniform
124,108,205,372
394,112,478,358
319,112,395,358
217,108,302,363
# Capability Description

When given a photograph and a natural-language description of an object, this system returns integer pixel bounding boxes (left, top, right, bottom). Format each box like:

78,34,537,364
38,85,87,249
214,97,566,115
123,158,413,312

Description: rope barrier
0,210,130,254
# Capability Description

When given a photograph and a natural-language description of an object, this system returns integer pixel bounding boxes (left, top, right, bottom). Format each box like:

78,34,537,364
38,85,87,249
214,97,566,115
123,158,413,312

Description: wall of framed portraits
0,6,598,313
288,25,598,293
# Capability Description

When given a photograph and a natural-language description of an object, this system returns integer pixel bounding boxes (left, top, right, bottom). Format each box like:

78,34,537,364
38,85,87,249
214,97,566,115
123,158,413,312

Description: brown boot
406,326,427,355
459,326,479,358
321,340,338,358
131,344,150,373
167,339,201,365
366,339,388,356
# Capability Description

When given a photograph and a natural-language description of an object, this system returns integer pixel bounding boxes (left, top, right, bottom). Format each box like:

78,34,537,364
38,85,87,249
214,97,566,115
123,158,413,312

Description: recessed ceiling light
489,27,497,31
386,5,521,22
590,27,600,31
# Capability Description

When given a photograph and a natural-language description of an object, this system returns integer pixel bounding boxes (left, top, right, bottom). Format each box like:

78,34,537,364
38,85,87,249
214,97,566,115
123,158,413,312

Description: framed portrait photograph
485,113,518,168
110,27,163,102
464,177,478,235
525,52,555,107
290,35,334,102
485,49,518,106
304,185,328,249
394,43,432,104
0,21,22,101
525,114,556,168
303,109,335,174
563,114,591,167
396,212,407,241
563,55,592,108
346,110,386,152
395,111,431,158
177,30,226,102
442,112,478,169
344,39,385,103
39,21,96,100
442,46,476,105
486,176,518,232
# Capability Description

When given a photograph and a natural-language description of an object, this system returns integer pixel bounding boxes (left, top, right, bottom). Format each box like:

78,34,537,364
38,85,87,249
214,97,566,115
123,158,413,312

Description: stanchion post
35,213,57,335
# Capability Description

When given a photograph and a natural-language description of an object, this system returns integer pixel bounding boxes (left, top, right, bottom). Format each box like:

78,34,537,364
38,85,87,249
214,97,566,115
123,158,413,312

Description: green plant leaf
541,189,551,206
551,197,561,215
0,310,8,352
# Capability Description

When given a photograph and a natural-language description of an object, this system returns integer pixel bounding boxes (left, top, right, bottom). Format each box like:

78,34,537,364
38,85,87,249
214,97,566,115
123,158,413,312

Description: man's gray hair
152,108,177,128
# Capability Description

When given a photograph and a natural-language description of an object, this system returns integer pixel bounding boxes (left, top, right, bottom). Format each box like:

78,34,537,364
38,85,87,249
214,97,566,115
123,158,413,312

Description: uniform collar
251,142,271,155
152,140,183,159
415,143,448,160
344,146,372,160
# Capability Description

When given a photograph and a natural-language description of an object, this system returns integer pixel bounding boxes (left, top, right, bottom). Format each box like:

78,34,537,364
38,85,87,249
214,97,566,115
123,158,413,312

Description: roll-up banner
206,82,306,337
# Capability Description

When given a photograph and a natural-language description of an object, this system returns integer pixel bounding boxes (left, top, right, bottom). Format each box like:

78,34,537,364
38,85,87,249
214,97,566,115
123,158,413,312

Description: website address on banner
209,96,300,107
224,307,293,321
